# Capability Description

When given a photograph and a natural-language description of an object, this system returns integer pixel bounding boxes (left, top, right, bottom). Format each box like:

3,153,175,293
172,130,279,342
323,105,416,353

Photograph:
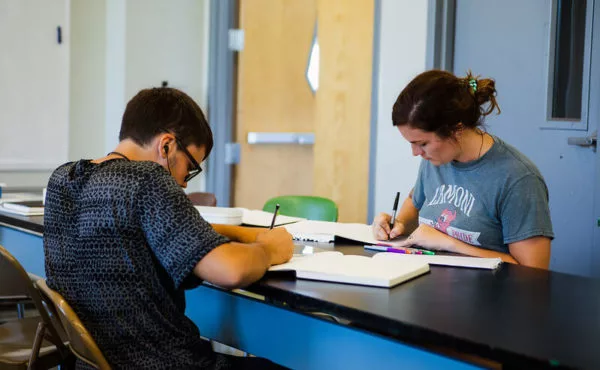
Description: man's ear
158,134,174,158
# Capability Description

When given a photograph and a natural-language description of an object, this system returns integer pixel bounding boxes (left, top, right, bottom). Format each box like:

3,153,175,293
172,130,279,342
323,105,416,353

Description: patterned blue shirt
44,159,231,369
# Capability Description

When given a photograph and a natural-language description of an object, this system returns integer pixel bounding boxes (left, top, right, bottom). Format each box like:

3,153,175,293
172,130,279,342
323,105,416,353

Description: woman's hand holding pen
372,212,406,240
373,191,406,241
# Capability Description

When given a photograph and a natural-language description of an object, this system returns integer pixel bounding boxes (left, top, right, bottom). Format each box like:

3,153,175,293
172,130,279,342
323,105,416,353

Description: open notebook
240,209,305,227
268,251,430,288
284,220,390,245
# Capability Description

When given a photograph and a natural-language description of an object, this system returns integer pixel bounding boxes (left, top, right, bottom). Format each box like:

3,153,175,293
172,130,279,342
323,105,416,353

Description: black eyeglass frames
174,137,203,182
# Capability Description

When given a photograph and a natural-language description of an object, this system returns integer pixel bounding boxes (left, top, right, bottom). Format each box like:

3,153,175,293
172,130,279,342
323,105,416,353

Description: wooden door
233,0,374,222
233,0,317,210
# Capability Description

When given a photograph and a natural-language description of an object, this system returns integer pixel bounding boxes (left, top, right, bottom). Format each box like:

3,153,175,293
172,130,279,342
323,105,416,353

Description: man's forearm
194,241,271,289
212,224,261,243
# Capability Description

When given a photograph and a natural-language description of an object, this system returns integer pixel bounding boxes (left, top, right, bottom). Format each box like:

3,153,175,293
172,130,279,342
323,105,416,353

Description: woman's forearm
450,239,518,264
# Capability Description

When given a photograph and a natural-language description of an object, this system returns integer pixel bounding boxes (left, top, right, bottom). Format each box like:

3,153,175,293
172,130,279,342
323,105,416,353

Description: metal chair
187,192,217,207
263,195,339,221
0,245,70,370
36,280,111,370
0,278,30,320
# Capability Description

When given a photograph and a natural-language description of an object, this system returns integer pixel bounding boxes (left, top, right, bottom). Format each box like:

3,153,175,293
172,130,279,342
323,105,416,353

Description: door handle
567,131,597,150
247,132,315,145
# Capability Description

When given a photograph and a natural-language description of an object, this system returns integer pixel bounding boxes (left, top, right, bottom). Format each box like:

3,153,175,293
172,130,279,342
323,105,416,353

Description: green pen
408,248,435,255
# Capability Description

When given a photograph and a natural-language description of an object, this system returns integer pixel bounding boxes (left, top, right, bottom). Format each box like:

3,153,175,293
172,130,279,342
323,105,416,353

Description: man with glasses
44,87,293,369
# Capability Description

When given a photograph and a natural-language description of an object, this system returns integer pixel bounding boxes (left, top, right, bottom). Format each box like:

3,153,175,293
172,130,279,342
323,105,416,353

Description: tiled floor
0,305,60,369
2,305,251,367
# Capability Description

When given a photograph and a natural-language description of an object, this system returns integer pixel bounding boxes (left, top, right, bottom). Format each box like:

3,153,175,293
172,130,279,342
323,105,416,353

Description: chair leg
17,303,25,319
27,321,46,370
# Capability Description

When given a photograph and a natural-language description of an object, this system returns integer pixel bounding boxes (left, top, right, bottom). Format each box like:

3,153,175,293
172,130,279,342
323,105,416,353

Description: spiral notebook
283,220,385,244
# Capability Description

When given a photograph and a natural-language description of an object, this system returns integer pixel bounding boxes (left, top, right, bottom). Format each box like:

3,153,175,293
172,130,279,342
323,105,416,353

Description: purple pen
364,245,410,254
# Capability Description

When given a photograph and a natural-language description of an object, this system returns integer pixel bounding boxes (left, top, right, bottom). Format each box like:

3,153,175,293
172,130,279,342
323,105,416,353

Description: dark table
239,244,600,369
2,212,599,369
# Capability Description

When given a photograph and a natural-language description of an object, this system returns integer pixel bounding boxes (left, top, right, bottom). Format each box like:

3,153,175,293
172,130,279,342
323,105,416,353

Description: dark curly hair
392,70,500,138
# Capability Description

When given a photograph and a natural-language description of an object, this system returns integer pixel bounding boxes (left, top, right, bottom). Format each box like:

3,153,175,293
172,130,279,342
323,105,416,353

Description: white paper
194,206,305,227
0,205,44,216
373,253,502,270
284,220,382,244
0,193,43,204
240,209,305,227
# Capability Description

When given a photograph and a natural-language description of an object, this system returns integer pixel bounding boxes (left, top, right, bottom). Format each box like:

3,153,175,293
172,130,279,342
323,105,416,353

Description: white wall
105,0,211,192
105,0,126,155
124,0,211,192
371,0,429,219
70,0,107,160
125,0,210,107
0,0,70,187
0,0,211,193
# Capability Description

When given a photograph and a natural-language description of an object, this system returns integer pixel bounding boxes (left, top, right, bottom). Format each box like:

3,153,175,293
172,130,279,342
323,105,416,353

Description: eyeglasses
174,137,203,182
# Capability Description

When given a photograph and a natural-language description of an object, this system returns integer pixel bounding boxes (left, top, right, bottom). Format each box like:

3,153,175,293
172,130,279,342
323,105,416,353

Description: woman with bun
372,70,553,269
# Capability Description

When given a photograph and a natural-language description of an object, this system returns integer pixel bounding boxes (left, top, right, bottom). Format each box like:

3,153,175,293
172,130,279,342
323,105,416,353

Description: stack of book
0,200,45,216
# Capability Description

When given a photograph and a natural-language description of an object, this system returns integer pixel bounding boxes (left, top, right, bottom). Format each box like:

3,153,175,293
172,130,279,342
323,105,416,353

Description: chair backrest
187,192,217,207
0,245,68,354
0,247,31,301
263,195,339,222
36,280,111,370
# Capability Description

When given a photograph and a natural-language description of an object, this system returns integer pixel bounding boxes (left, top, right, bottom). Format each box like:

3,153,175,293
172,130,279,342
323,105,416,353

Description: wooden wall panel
313,0,374,222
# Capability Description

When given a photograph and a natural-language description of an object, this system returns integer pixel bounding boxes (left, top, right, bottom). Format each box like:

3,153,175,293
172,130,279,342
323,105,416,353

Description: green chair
263,195,338,222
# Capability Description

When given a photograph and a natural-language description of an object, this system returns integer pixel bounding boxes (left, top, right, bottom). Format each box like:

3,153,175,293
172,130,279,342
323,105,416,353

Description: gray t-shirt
413,136,554,253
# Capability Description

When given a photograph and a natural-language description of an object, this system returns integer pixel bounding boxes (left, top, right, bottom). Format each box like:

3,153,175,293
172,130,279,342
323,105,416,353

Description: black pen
269,203,280,229
390,192,400,230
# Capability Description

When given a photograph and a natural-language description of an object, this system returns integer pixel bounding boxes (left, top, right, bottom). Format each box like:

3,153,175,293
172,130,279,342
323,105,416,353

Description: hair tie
468,79,477,93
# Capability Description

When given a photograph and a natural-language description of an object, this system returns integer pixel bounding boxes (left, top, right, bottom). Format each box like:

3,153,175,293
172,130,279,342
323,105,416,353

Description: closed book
0,200,45,216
